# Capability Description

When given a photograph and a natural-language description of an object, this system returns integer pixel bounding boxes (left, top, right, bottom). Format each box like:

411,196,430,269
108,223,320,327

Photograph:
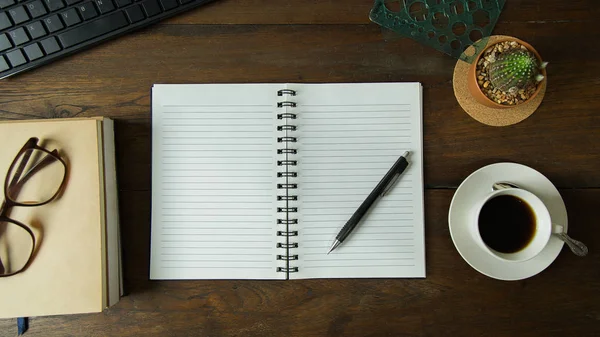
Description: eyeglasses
0,138,67,277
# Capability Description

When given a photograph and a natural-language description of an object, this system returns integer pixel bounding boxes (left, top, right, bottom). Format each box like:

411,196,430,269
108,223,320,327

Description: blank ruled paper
150,83,424,281
151,84,283,280
290,83,425,279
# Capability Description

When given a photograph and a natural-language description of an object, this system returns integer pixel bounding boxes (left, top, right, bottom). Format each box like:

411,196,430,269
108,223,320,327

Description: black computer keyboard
0,0,215,79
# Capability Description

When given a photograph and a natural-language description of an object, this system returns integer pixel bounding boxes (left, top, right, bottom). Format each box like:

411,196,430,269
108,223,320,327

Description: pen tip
402,151,410,158
328,240,340,254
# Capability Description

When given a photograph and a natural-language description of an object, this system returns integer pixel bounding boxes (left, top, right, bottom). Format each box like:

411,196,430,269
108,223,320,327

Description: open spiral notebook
150,83,425,280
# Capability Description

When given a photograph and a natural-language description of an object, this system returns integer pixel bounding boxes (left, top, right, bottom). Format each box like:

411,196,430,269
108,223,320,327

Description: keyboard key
65,0,81,4
26,0,47,18
6,49,26,66
115,0,130,7
9,6,30,24
178,0,192,4
8,27,29,45
159,0,176,11
26,21,47,39
44,14,64,32
40,35,60,53
45,0,65,11
23,42,43,60
60,8,80,26
94,0,114,14
0,0,15,9
0,33,12,51
78,2,98,20
57,11,127,47
0,12,12,30
141,0,160,17
0,56,9,72
124,4,143,23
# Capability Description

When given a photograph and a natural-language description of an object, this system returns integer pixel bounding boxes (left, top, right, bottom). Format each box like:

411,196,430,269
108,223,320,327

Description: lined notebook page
151,84,283,280
291,83,425,279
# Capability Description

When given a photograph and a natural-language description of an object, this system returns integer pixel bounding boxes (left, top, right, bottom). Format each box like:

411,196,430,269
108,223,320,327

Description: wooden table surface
1,0,599,336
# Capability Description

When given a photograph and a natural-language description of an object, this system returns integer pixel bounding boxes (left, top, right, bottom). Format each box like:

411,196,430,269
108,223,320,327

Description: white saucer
448,163,567,281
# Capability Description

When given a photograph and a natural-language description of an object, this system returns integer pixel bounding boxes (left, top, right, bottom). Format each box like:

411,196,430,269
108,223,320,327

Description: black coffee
478,195,536,253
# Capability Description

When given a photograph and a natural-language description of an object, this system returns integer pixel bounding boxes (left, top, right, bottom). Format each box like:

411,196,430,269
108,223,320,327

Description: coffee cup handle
552,224,588,257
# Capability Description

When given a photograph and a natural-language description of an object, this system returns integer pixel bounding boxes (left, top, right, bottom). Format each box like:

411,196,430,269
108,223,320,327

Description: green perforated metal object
369,0,506,63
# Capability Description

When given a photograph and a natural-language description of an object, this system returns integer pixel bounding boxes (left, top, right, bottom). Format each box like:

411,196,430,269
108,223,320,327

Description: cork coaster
453,35,546,127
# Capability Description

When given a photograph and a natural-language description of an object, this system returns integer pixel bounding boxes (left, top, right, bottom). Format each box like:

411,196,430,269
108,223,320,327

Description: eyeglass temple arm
7,147,33,191
0,149,43,266
0,142,54,273
6,150,60,198
0,147,32,214
0,152,56,270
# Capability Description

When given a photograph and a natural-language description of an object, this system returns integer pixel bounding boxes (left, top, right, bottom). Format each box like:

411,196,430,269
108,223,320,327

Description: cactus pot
467,37,546,109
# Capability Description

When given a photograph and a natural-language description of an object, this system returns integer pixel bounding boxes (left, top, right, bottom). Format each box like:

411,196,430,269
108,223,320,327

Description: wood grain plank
163,0,600,25
0,1,597,336
0,189,597,336
2,23,595,189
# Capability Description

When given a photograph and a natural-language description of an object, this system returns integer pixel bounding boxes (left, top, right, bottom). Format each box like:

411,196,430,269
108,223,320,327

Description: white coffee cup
471,188,552,262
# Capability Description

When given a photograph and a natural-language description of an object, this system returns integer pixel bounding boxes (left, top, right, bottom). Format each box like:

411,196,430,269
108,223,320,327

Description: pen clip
381,172,401,197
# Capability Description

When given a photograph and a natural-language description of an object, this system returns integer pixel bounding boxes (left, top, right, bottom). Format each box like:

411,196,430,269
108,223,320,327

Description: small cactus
488,48,547,94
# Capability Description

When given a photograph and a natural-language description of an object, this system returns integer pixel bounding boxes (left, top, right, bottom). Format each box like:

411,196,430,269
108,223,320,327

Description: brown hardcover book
0,117,121,318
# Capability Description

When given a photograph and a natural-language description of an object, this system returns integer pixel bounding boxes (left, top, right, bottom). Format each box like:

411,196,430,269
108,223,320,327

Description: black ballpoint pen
327,151,410,254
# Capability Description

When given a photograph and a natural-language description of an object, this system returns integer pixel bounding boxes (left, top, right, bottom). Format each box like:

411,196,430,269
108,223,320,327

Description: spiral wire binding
276,89,299,274
277,89,296,96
